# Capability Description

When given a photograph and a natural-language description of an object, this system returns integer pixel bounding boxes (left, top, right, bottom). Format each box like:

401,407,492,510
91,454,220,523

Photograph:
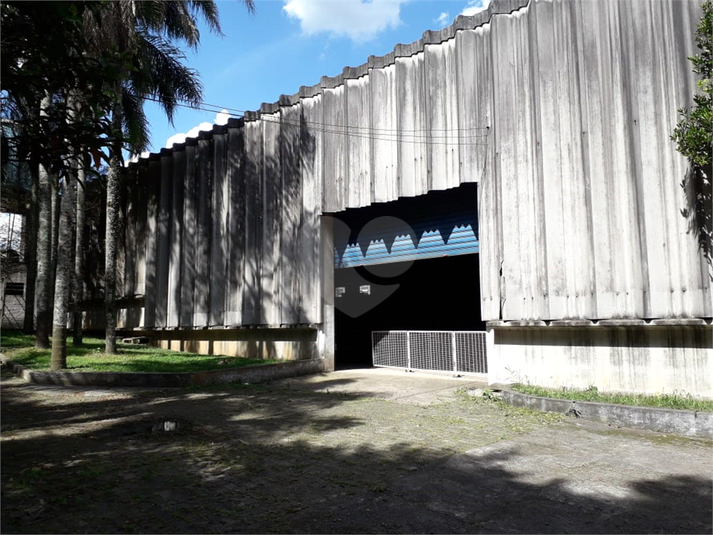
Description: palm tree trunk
50,169,76,370
105,108,122,354
51,172,60,293
35,168,53,348
73,157,87,345
23,167,38,334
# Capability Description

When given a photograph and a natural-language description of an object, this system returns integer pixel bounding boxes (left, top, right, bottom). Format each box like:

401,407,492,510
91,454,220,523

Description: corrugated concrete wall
480,0,710,323
117,0,709,377
120,118,324,330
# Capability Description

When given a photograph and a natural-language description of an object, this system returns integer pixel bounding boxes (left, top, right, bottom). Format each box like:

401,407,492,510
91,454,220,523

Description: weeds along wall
115,0,710,374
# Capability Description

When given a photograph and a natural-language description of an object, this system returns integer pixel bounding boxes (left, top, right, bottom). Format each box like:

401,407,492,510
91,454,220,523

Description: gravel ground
2,367,711,534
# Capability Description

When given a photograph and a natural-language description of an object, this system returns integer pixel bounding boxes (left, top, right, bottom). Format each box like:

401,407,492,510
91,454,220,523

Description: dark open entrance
331,183,483,370
335,254,484,369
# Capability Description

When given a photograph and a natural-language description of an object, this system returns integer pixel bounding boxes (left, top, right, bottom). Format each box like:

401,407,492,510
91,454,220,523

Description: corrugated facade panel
345,76,372,209
226,125,245,326
141,158,160,328
261,113,281,325
194,136,212,327
280,104,303,325
180,142,196,327
242,120,262,325
121,0,707,329
167,148,184,328
322,85,346,213
209,129,228,326
299,95,324,324
395,53,428,199
135,162,147,297
369,65,398,204
155,151,173,328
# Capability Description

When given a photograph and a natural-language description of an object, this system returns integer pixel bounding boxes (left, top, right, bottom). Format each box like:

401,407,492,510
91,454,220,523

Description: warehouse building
116,0,712,397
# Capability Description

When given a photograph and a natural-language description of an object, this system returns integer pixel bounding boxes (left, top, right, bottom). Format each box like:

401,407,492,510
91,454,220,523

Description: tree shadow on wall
681,163,712,281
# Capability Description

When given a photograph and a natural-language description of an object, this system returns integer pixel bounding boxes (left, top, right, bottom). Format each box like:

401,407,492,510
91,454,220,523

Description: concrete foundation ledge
499,387,713,440
0,355,325,388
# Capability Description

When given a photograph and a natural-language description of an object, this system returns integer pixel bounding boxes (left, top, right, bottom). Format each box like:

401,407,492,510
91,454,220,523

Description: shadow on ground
1,368,711,534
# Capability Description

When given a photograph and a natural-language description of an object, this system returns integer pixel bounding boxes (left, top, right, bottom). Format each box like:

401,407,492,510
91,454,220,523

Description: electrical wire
141,94,491,147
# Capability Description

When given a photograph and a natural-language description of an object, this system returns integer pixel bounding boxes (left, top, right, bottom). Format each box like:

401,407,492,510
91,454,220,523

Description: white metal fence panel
371,331,409,368
455,331,487,374
410,331,453,372
372,330,487,374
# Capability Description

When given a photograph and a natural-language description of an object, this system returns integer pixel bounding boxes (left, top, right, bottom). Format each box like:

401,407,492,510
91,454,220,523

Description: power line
142,94,491,146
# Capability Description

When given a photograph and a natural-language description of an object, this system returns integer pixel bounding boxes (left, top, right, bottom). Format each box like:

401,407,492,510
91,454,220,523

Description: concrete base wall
487,324,713,399
118,326,323,362
155,338,316,361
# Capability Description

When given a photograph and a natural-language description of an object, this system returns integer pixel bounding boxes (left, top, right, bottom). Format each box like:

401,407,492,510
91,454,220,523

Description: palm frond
130,31,203,123
121,88,149,154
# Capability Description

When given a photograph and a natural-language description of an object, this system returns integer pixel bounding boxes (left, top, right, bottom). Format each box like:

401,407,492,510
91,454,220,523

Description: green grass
1,331,277,373
510,383,713,412
0,329,34,349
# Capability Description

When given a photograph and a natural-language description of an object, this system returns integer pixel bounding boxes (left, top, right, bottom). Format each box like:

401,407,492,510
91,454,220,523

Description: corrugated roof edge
127,0,529,169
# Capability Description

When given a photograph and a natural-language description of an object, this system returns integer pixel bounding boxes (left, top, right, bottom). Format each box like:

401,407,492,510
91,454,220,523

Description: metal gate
372,331,487,375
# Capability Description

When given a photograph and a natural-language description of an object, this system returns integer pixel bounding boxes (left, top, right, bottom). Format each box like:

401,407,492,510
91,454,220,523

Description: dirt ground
1,366,712,534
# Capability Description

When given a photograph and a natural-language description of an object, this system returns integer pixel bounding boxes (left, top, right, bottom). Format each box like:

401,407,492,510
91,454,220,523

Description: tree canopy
671,0,712,273
1,1,130,174
672,0,712,172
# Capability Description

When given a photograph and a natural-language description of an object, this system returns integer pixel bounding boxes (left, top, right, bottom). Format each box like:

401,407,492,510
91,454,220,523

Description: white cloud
165,132,187,148
435,12,449,27
186,122,214,138
164,121,217,148
215,109,231,126
460,0,490,17
161,111,233,150
283,0,404,42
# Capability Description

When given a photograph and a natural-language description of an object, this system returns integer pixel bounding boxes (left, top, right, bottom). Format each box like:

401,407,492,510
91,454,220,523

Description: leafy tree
2,0,255,365
1,2,129,175
672,0,712,272
93,0,220,355
2,1,132,349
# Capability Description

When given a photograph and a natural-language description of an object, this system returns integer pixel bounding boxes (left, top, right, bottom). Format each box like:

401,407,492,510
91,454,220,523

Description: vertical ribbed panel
369,64,398,204
167,147,184,328
261,113,281,325
180,142,196,327
142,157,160,328
226,125,244,326
280,104,302,324
345,76,371,209
322,85,346,212
209,129,227,326
395,53,428,199
135,162,147,297
300,95,323,324
155,150,173,328
242,120,262,325
194,136,212,327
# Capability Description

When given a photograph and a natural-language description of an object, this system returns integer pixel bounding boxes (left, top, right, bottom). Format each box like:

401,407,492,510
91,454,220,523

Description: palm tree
91,1,253,354
47,0,254,365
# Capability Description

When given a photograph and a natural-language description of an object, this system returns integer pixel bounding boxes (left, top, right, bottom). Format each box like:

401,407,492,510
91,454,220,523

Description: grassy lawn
510,383,713,413
0,330,277,373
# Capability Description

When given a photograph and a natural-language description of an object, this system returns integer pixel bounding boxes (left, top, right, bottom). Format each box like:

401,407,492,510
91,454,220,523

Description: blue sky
143,0,490,152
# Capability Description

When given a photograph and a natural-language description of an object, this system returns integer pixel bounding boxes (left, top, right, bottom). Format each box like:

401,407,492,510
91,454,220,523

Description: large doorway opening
335,254,483,369
331,183,484,370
